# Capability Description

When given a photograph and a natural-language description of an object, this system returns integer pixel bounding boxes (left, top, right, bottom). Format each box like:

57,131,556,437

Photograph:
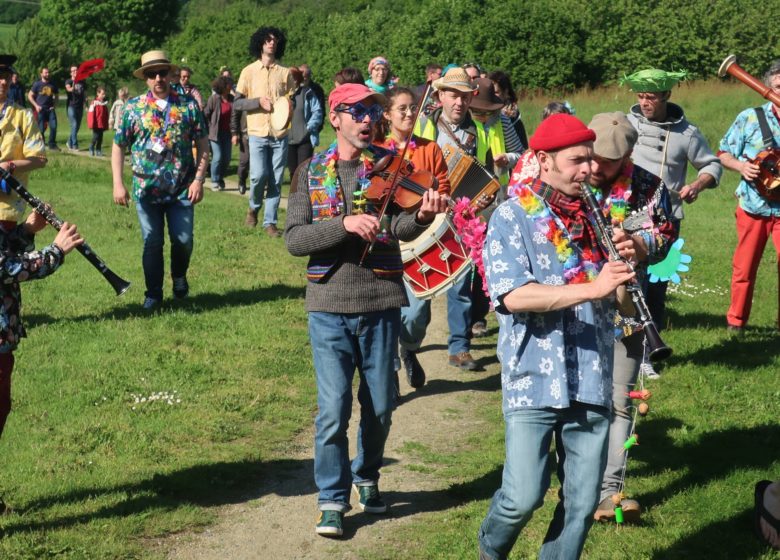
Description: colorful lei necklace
318,141,375,210
141,91,183,146
594,161,633,224
384,135,417,161
515,183,602,284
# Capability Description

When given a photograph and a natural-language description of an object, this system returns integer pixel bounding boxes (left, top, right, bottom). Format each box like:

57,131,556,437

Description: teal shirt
719,102,780,217
114,91,206,203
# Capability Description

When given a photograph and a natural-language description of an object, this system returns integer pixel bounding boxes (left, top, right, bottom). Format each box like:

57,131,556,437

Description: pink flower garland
451,197,489,296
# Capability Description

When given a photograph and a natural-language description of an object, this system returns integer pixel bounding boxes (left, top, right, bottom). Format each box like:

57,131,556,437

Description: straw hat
133,50,178,80
432,67,476,93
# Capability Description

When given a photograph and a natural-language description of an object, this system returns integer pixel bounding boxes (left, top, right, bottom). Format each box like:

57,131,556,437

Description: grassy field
0,80,776,558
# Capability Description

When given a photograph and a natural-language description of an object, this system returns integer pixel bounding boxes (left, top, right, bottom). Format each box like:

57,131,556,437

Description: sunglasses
335,102,383,123
144,68,169,80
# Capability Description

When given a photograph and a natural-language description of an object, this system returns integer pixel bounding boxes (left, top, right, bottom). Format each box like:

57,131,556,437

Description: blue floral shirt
483,198,615,415
719,102,780,217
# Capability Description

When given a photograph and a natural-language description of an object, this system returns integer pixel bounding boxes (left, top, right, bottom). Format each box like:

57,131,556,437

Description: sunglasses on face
336,102,383,123
144,69,169,80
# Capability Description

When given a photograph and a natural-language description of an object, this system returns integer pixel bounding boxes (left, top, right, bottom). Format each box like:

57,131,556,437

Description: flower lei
516,184,602,284
594,161,634,225
384,136,417,161
141,91,183,147
451,198,488,296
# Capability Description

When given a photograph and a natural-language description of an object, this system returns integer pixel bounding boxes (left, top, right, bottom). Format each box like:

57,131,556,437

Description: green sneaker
353,483,387,513
315,509,343,537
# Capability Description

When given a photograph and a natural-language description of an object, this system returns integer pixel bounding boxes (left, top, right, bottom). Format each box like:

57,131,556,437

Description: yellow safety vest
474,119,508,185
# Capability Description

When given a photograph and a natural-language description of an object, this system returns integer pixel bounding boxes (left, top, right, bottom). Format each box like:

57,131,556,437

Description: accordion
441,145,501,208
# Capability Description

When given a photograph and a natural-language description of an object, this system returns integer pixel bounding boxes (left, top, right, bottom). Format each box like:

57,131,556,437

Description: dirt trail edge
167,293,499,560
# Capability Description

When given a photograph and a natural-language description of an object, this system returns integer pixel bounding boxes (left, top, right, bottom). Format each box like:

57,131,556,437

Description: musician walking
111,50,209,310
623,69,722,377
718,60,780,334
478,114,636,560
285,83,445,537
586,112,677,523
0,54,84,510
234,27,296,238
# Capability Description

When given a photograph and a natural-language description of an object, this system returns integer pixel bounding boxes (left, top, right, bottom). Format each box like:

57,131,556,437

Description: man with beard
478,113,636,560
112,50,209,310
285,82,445,537
64,65,86,151
586,112,677,523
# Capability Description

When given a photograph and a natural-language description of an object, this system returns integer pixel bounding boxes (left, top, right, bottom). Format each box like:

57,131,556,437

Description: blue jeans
309,309,400,512
209,130,232,187
248,134,288,227
67,105,83,148
478,402,610,560
37,108,57,147
135,198,194,300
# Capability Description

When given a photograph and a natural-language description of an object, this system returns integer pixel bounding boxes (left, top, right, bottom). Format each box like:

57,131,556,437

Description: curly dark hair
375,86,416,141
249,27,287,60
211,76,232,96
487,70,517,105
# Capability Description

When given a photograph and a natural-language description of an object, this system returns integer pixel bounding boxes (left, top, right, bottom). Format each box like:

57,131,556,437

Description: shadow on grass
666,327,780,370
25,283,305,328
650,506,771,560
2,457,314,536
399,372,501,406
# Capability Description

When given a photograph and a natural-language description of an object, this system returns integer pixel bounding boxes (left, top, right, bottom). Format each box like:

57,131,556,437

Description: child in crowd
108,87,128,131
87,87,109,156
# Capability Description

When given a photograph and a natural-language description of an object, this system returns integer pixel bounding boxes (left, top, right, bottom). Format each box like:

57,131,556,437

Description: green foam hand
648,238,691,284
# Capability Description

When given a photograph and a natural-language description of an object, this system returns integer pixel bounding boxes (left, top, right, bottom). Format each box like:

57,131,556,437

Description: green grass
2,80,778,558
0,23,16,44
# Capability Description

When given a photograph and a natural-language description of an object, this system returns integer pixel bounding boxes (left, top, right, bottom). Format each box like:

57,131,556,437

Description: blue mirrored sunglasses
336,102,383,123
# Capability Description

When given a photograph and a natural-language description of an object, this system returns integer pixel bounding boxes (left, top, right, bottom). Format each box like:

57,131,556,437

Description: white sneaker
639,361,660,380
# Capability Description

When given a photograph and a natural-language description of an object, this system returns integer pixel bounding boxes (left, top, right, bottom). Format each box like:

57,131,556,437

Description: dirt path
166,297,499,560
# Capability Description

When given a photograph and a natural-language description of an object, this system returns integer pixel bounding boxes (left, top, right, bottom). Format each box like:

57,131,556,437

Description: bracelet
194,175,205,182
6,161,15,175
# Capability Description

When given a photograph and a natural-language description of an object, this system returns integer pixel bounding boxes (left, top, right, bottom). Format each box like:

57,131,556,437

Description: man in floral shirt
112,50,208,310
478,114,636,560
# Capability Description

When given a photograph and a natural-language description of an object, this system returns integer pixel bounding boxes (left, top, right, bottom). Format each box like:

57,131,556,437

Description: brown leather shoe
245,208,258,227
448,351,478,371
264,224,281,238
594,495,641,523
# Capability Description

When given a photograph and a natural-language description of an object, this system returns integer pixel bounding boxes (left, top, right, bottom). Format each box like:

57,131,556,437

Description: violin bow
359,81,434,266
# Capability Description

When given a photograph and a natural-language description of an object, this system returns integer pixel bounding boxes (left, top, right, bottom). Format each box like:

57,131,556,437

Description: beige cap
432,67,476,93
588,111,638,159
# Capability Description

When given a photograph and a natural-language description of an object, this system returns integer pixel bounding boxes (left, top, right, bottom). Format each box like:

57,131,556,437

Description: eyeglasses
336,102,383,123
393,105,419,115
144,68,169,80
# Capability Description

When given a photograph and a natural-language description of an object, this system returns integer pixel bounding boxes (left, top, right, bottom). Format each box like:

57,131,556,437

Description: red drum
400,213,472,300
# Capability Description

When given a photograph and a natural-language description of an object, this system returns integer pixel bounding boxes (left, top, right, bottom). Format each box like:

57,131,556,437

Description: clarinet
580,183,672,362
0,167,131,296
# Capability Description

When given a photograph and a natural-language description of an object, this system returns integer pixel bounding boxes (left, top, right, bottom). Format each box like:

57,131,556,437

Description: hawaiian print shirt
114,91,206,203
484,196,615,414
0,223,63,353
0,103,46,221
718,102,780,217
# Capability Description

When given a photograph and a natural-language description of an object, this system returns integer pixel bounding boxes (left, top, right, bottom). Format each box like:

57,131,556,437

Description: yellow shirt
236,60,295,138
0,103,46,221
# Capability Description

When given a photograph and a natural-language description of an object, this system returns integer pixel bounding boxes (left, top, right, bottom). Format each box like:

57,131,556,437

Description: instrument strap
754,107,777,150
436,118,475,154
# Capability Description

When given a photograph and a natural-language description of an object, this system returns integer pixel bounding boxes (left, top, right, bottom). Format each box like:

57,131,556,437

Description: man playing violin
478,114,636,560
718,60,780,335
285,83,446,538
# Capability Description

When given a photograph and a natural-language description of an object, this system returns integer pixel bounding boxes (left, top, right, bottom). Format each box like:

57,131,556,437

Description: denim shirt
718,102,780,217
483,198,615,415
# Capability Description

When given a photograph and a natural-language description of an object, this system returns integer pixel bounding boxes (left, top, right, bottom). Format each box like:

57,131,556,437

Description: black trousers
288,140,314,180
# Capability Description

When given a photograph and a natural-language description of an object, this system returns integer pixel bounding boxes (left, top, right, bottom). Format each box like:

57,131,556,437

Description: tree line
3,0,777,96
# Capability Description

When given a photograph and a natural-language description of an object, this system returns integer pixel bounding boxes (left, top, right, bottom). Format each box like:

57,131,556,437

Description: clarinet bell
644,322,672,362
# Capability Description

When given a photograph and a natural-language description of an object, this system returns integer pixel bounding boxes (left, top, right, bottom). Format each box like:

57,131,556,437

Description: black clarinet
580,183,672,362
0,167,131,296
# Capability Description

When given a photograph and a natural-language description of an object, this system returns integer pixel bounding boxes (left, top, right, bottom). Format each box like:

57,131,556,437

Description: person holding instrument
373,86,450,392
718,60,780,335
585,112,676,523
0,52,84,513
478,114,636,560
285,82,445,538
112,50,208,310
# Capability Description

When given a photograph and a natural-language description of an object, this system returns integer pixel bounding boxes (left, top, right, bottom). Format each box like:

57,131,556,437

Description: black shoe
238,182,247,195
400,348,426,388
172,277,189,299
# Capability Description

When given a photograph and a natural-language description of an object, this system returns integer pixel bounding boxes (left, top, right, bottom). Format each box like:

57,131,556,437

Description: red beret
529,113,596,152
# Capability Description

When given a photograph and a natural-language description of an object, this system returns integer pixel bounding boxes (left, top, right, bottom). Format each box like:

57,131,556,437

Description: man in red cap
478,114,636,560
285,82,446,538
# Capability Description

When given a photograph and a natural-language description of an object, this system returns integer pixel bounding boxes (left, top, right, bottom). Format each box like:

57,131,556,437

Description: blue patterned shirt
719,102,780,217
483,197,615,415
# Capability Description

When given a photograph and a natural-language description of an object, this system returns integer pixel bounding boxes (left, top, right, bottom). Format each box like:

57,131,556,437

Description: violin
365,154,438,213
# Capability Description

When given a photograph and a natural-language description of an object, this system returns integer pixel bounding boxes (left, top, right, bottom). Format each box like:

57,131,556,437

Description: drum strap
754,107,777,150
